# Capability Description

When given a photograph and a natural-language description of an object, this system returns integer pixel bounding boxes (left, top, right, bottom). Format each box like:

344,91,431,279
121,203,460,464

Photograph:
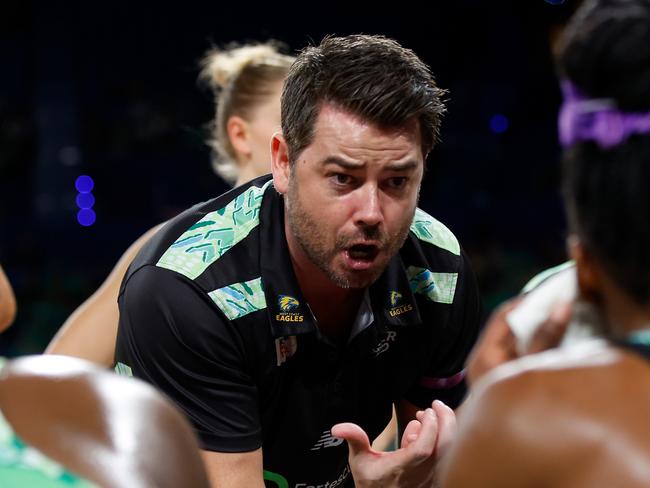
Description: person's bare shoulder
45,223,166,365
443,343,650,488
0,355,210,488
0,264,16,332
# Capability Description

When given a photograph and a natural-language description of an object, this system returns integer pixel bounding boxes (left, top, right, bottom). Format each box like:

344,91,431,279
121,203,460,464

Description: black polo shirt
115,174,481,488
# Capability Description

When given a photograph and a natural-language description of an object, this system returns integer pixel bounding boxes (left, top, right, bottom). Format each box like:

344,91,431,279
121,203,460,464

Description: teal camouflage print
407,266,458,305
410,208,460,256
208,278,267,320
114,362,133,377
157,181,272,280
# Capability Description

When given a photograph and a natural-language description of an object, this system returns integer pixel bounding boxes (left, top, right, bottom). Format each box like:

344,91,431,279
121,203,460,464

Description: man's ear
271,132,290,193
568,235,603,305
226,115,250,160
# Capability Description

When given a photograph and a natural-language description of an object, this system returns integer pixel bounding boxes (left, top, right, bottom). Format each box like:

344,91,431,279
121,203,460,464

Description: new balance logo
310,430,345,450
372,330,398,356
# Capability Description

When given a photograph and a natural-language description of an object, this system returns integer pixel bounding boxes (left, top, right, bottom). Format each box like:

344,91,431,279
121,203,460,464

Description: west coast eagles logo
276,295,304,322
388,290,413,317
279,295,300,312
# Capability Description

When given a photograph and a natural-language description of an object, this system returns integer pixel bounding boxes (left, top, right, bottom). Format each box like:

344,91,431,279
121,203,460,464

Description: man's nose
353,184,383,228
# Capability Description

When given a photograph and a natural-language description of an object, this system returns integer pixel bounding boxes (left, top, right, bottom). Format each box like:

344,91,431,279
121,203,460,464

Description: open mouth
346,244,379,262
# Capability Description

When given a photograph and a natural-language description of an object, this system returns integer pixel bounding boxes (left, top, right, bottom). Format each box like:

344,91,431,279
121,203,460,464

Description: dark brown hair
281,34,447,163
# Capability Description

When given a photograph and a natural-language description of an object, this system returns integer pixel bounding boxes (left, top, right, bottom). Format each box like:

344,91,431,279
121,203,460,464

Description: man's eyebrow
321,157,419,171
385,160,419,171
321,156,364,169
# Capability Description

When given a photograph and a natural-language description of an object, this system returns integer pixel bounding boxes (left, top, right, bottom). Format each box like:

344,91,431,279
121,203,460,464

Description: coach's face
272,103,424,289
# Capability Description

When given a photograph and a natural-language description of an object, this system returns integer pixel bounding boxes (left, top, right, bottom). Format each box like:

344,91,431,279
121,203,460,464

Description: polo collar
259,187,422,339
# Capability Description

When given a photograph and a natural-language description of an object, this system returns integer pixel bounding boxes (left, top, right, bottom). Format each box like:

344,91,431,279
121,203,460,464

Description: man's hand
466,298,572,385
331,400,455,487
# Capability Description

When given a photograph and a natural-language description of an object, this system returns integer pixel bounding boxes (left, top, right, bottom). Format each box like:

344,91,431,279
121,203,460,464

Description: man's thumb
331,423,371,456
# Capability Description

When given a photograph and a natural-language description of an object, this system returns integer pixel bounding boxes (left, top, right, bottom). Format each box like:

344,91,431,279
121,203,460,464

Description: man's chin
328,268,382,290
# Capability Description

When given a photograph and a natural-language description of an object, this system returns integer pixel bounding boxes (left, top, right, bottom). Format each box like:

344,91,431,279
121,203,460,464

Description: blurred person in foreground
441,1,650,486
0,264,17,332
0,354,210,487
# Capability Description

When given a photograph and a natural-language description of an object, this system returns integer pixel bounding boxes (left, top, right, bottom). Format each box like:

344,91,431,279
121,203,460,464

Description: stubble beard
285,179,414,289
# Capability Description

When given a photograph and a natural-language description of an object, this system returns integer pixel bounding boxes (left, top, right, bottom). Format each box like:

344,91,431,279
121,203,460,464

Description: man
116,34,480,487
0,355,210,487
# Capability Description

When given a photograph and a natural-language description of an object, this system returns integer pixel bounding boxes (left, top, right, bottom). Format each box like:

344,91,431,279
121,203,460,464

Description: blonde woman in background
46,43,294,366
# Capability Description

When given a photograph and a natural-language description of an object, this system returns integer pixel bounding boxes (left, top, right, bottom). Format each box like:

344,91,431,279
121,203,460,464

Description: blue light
490,114,509,134
75,175,94,193
544,0,565,4
77,208,96,226
76,192,95,209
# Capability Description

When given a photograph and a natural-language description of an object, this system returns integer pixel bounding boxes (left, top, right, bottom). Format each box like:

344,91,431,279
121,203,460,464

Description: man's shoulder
121,176,276,327
131,176,275,283
408,207,460,257
398,208,465,306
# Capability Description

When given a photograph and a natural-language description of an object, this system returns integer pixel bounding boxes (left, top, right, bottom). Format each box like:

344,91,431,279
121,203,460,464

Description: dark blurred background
0,0,577,355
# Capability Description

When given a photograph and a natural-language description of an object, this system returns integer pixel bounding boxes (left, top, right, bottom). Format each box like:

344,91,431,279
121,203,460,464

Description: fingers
527,301,572,354
402,401,456,456
431,400,456,456
331,422,371,456
494,296,525,317
408,408,438,458
466,297,523,385
401,419,422,449
334,401,455,463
